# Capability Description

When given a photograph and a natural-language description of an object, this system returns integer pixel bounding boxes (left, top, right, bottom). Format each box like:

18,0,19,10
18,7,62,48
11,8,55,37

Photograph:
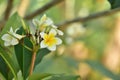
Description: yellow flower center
44,33,57,47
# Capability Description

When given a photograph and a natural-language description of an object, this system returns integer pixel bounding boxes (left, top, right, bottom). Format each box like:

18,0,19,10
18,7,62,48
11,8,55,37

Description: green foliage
0,0,120,80
0,13,21,36
28,73,52,80
108,0,120,9
35,49,50,66
28,74,80,80
0,46,18,79
0,56,8,79
46,74,80,80
85,60,120,80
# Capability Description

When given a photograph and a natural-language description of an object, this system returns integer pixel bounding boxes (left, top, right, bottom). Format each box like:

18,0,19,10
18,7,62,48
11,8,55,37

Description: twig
0,20,5,31
24,0,64,20
57,7,120,27
4,0,13,20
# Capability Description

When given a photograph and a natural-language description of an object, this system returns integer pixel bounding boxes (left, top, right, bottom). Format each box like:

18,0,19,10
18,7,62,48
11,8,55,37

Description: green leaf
28,74,80,80
47,74,80,80
34,56,77,74
108,0,120,9
35,48,50,66
62,56,79,69
85,60,120,80
28,73,52,80
0,13,21,36
0,56,8,79
14,27,33,79
0,46,18,79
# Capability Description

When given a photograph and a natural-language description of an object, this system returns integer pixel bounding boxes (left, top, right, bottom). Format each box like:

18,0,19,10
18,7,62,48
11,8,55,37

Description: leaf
85,60,120,80
47,74,80,80
0,56,8,79
0,46,18,79
28,73,52,80
0,13,21,36
28,74,80,80
62,56,79,69
108,0,120,9
35,48,50,66
14,27,33,79
34,56,77,74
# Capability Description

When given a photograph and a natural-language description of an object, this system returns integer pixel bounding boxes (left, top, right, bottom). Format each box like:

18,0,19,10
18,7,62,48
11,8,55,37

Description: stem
29,51,36,75
57,7,120,27
24,0,64,20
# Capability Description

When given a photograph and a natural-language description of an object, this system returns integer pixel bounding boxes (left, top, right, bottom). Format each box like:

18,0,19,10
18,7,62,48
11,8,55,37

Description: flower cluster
1,14,63,51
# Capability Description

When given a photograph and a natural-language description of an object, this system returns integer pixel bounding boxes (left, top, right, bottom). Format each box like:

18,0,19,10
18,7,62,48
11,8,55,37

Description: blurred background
0,0,120,80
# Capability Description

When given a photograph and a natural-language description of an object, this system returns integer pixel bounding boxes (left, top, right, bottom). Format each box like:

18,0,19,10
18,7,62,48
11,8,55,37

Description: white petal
4,42,11,46
11,38,19,45
57,30,64,35
48,45,56,51
10,27,14,33
1,34,12,42
13,34,25,40
40,14,47,24
1,34,10,40
49,29,57,35
45,18,53,26
40,32,45,38
51,24,57,28
40,40,47,48
56,38,62,45
32,19,40,26
15,28,20,33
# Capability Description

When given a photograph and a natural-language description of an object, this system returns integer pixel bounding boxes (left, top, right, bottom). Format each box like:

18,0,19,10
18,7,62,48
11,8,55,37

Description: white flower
40,14,53,26
32,14,53,27
1,27,25,46
51,25,64,35
40,29,62,51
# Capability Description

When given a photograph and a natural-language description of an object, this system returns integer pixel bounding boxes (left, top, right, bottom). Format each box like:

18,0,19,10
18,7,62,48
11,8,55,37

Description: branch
24,0,64,20
57,7,120,27
4,0,13,20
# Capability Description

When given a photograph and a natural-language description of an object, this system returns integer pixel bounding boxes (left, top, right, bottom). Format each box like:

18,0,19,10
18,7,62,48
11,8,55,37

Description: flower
51,25,64,35
1,27,25,46
40,29,62,51
40,14,53,26
32,14,53,30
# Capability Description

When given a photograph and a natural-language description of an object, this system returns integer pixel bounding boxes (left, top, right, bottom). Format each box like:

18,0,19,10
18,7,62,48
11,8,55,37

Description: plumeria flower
1,27,25,46
51,25,64,35
40,14,53,26
40,29,62,51
32,14,53,28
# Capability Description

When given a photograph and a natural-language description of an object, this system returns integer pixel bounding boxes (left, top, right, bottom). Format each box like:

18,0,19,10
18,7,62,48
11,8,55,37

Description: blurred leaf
0,13,21,36
28,73,52,80
0,46,18,79
85,60,120,80
47,74,80,80
14,27,32,79
34,56,75,74
35,48,50,66
108,0,120,9
0,56,8,79
28,74,80,80
27,0,49,14
62,56,79,69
